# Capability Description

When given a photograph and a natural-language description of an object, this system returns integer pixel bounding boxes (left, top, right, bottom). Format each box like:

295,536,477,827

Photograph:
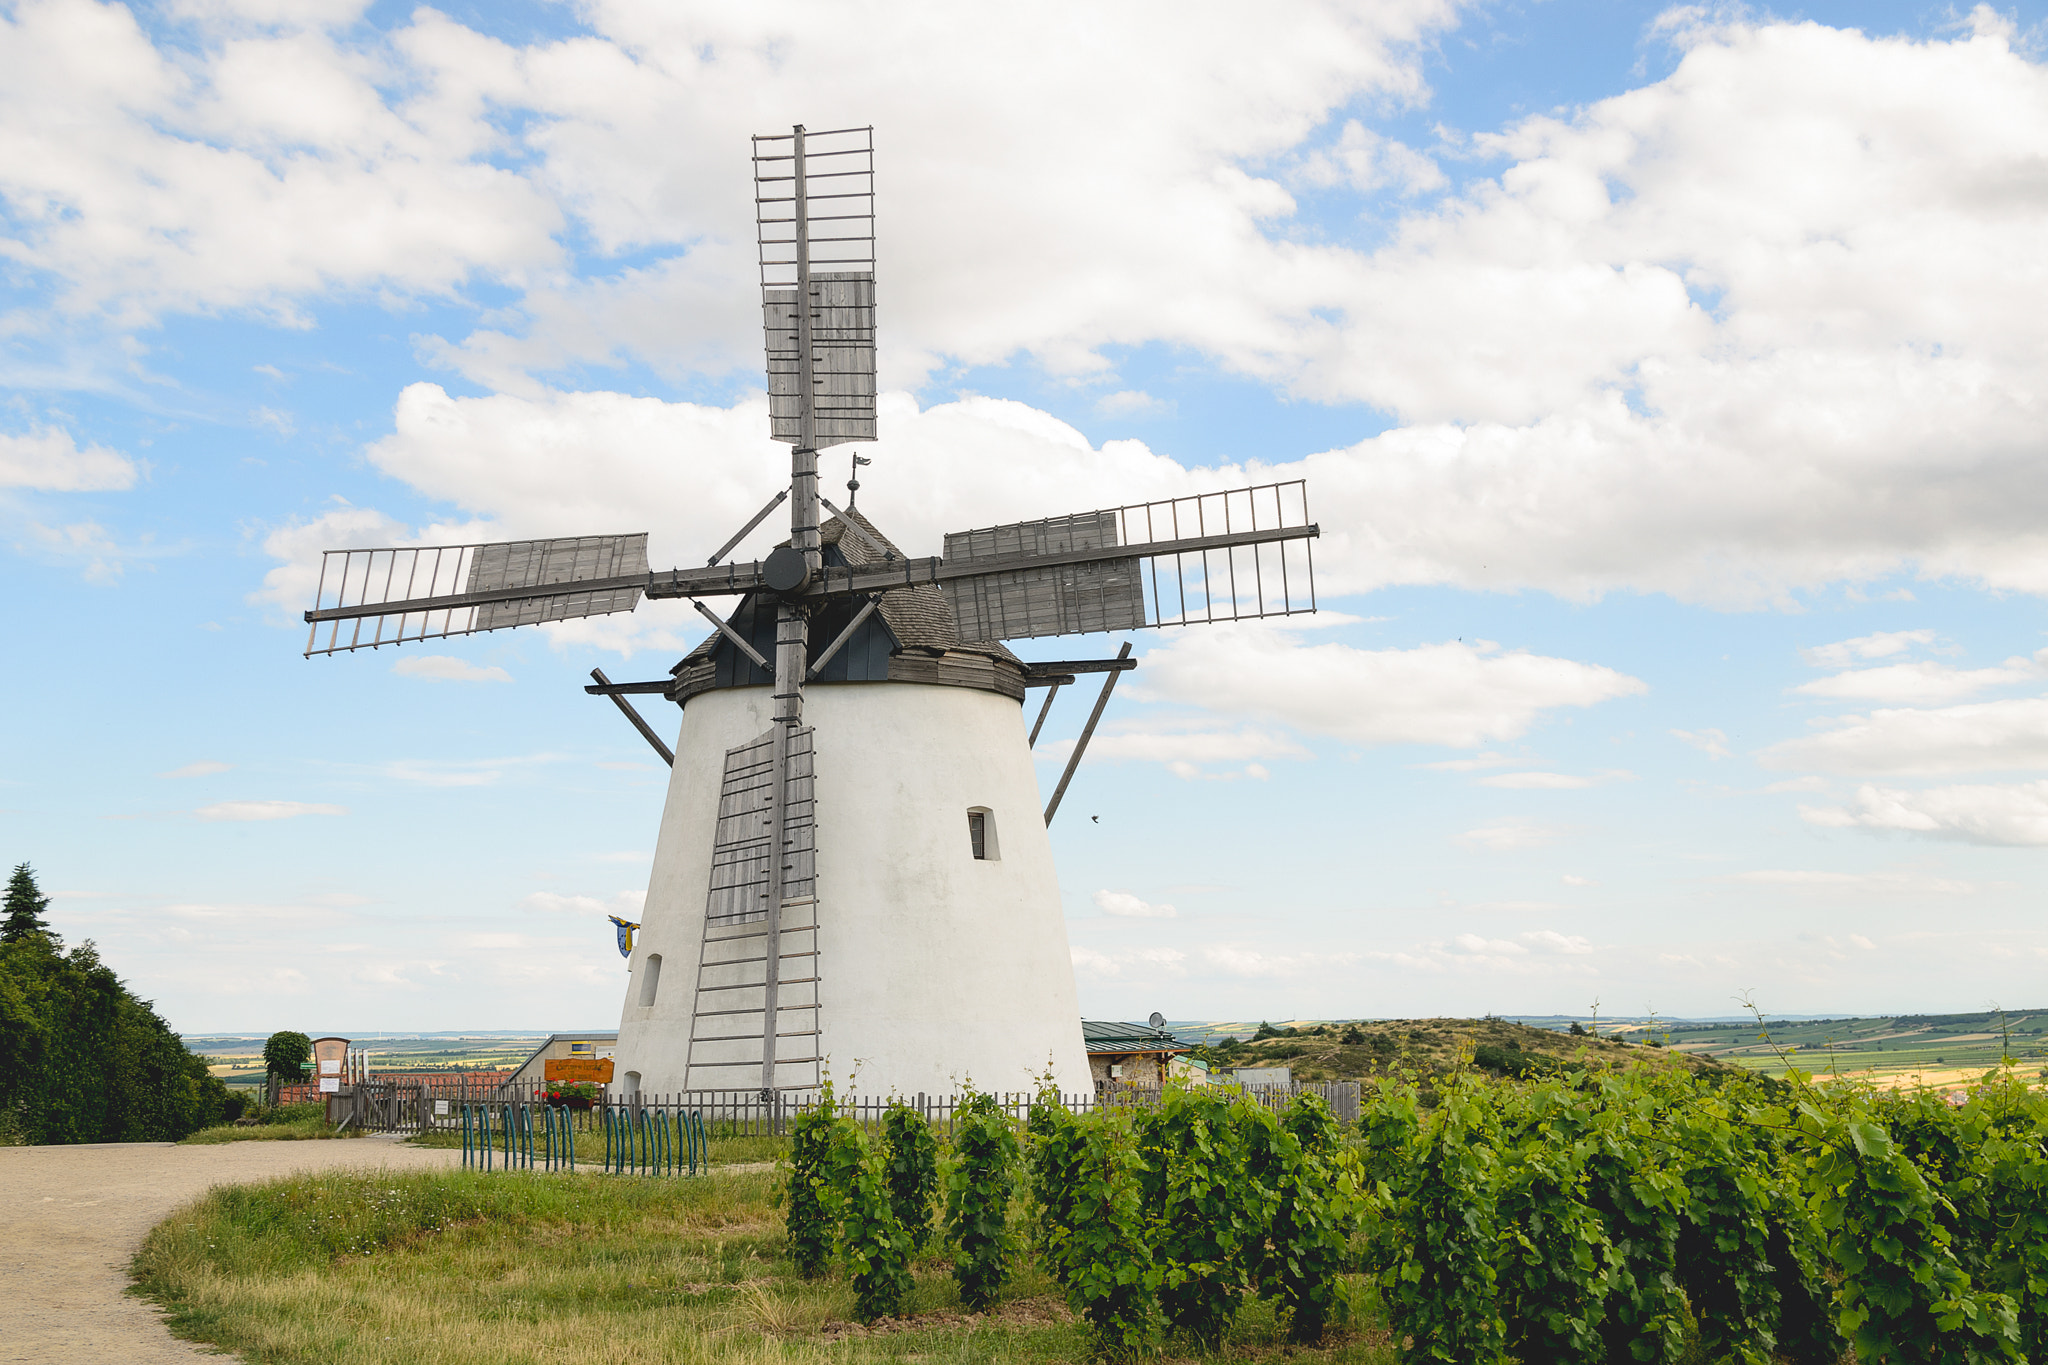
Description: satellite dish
1148,1011,1166,1029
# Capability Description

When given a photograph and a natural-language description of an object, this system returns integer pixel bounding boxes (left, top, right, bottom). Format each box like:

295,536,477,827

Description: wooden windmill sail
301,125,1319,1097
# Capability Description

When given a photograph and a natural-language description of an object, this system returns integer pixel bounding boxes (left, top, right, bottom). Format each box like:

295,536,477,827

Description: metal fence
458,1099,707,1176
639,1080,1359,1134
337,1078,1360,1139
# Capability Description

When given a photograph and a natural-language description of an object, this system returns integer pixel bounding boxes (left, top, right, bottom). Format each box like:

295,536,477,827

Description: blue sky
5,0,2048,1034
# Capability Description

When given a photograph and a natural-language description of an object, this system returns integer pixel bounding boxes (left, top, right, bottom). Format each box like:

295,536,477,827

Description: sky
5,0,2048,1035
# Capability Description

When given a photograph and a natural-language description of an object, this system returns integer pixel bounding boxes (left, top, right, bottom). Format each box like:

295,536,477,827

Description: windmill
301,126,1319,1099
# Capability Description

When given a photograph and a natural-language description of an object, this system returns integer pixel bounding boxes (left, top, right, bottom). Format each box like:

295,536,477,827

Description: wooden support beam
1043,641,1132,826
1028,681,1062,748
707,487,790,566
589,668,674,767
583,678,670,695
806,596,881,679
1022,657,1139,678
692,599,770,669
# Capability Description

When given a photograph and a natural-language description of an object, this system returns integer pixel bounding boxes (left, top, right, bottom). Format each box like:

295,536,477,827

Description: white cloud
2,1,1452,368
1093,890,1177,919
1762,697,2048,776
253,503,415,619
1792,657,2043,705
1671,728,1730,760
10,11,2048,616
1201,944,1356,978
1141,627,1645,748
1728,868,1977,895
0,426,136,490
1561,874,1594,886
1069,945,1189,979
0,0,564,329
1292,118,1445,195
250,406,294,437
1419,751,1520,772
193,800,346,821
1057,722,1311,780
1518,929,1595,955
523,889,646,918
392,655,513,683
1365,927,1599,974
372,754,567,787
17,519,149,583
1094,390,1169,418
158,760,230,779
1801,781,2048,847
1477,769,1632,790
1801,630,1941,669
1459,817,1564,851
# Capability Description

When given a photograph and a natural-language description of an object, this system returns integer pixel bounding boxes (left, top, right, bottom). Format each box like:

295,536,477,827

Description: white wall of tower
612,680,1092,1099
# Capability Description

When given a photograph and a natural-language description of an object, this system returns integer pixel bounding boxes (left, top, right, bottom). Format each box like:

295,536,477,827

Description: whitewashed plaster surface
613,679,1091,1098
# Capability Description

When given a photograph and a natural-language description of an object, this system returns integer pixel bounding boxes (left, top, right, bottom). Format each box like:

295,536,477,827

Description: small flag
607,915,640,958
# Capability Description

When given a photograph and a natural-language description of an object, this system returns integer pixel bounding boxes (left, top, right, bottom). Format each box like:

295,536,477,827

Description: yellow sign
544,1058,614,1084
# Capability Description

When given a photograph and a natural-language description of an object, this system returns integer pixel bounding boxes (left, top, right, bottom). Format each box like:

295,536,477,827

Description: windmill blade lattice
755,126,876,450
303,533,649,657
941,480,1316,642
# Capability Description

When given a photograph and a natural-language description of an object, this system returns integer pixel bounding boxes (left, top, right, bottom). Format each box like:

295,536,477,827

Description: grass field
181,1102,372,1145
131,1166,1394,1365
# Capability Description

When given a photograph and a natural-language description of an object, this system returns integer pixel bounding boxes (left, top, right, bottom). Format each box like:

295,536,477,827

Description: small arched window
968,807,1000,861
639,953,662,1007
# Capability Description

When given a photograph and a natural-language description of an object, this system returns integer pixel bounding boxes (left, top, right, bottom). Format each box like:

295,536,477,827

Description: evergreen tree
3,863,54,944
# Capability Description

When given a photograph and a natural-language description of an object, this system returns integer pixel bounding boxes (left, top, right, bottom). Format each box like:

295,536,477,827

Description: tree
3,863,53,944
262,1030,312,1083
0,932,238,1143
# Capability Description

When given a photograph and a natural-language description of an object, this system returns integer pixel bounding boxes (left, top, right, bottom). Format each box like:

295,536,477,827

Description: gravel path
0,1135,460,1364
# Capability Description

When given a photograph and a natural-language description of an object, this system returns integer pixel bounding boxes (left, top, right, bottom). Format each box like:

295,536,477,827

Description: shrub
945,1090,1019,1312
823,1114,914,1322
1058,1105,1161,1355
1138,1085,1273,1346
1262,1092,1366,1343
783,1082,838,1277
262,1030,312,1084
882,1101,940,1250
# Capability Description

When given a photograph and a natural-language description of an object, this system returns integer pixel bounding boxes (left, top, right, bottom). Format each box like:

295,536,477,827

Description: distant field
1169,1010,2048,1086
184,1034,550,1086
1648,1010,2048,1083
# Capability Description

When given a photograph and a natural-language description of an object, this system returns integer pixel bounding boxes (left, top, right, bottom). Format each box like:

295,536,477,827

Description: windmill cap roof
678,506,1019,668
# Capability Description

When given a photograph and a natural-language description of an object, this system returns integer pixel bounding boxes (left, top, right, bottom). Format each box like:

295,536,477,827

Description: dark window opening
968,808,999,860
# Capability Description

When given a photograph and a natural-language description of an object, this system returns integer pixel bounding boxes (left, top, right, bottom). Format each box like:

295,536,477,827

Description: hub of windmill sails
761,544,812,595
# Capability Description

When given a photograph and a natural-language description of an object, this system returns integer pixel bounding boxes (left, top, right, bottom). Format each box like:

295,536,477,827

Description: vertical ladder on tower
683,726,823,1091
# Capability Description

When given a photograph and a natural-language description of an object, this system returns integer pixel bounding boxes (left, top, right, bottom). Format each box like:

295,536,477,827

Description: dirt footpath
0,1135,460,1364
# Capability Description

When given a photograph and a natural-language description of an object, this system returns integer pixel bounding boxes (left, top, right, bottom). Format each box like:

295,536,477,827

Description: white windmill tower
299,125,1320,1101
